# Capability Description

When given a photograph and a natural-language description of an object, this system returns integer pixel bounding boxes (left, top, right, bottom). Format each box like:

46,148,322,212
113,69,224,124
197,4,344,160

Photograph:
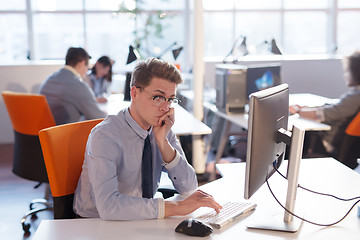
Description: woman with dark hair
86,56,114,103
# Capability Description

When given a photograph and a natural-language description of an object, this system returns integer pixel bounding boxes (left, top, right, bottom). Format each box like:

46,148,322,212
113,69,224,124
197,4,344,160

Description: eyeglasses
136,86,181,107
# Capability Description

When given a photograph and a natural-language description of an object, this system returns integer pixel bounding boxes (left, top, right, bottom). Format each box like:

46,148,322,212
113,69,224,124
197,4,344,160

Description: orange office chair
1,91,56,233
337,111,360,169
39,118,103,219
345,112,360,137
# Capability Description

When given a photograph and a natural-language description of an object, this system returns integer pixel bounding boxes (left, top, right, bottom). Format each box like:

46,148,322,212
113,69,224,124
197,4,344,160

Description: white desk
205,93,334,131
33,158,360,240
289,93,339,107
289,93,339,131
208,93,334,169
99,94,212,136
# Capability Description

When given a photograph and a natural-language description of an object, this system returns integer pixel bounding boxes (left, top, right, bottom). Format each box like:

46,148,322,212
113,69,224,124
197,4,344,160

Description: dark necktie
142,135,153,198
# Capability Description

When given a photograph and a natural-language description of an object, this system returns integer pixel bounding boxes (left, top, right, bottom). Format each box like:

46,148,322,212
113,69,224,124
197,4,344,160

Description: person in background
289,51,360,162
85,56,114,103
73,58,222,220
39,47,107,125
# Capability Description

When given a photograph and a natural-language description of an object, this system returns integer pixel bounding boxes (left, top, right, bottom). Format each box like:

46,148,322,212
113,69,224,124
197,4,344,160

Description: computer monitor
246,64,281,100
244,83,305,232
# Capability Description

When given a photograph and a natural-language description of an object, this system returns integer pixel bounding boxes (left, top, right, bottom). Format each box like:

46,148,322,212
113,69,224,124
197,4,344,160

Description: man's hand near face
153,108,176,163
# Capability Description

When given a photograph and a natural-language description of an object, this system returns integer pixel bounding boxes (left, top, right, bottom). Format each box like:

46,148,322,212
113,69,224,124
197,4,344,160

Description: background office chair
337,111,360,169
1,91,56,233
39,119,103,219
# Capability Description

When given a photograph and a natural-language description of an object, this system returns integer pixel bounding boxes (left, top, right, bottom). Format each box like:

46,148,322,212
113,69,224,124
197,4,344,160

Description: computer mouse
175,218,213,237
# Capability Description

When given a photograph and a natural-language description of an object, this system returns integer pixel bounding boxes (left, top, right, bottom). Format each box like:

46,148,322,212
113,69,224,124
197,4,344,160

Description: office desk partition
32,158,360,240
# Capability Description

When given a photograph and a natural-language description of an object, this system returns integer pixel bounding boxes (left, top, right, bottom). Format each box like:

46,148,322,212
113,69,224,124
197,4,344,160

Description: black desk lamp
223,35,248,63
156,42,177,59
270,38,282,55
126,45,140,64
124,45,140,101
172,46,183,60
238,37,249,56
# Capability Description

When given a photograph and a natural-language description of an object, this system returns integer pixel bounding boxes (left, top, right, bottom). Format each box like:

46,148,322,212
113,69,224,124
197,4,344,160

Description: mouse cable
266,176,360,227
272,163,360,201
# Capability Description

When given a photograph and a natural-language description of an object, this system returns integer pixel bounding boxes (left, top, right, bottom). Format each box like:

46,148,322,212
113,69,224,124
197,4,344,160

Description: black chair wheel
22,222,30,233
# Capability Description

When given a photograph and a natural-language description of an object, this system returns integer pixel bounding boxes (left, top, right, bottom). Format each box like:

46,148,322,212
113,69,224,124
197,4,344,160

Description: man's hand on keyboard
164,190,222,217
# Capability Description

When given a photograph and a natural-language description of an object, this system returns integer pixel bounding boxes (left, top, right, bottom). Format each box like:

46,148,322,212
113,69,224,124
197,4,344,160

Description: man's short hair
65,47,91,67
130,58,183,88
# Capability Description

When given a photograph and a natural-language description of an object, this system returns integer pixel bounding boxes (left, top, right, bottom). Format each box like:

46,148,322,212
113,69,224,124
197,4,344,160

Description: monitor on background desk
246,63,281,99
215,63,281,114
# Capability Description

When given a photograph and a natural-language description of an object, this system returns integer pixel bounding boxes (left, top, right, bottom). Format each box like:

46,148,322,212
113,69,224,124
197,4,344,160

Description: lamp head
239,37,249,56
126,45,140,64
270,39,282,55
172,46,183,60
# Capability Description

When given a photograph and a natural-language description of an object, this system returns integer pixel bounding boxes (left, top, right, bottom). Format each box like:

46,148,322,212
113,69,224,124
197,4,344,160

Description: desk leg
192,135,206,174
210,120,232,180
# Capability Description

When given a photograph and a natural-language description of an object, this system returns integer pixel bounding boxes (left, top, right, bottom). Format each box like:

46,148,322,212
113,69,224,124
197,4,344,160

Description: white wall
0,56,349,143
0,61,63,143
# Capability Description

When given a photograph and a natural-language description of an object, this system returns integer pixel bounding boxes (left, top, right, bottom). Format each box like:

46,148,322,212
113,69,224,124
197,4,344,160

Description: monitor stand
246,125,305,233
246,210,302,233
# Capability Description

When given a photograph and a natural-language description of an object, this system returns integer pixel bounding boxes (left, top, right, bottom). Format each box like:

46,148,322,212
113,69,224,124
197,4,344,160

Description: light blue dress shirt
73,108,198,220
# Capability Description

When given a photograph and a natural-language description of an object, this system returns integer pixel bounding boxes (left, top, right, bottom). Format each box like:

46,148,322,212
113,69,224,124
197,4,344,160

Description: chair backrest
346,112,360,137
39,118,103,218
2,91,56,182
2,91,56,135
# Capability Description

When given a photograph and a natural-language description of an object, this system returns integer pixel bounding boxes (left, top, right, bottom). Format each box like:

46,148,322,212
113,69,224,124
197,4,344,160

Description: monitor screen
244,83,288,199
246,64,281,100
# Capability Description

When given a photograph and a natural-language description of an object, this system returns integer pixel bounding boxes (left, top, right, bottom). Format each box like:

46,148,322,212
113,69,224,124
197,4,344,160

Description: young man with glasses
74,58,221,220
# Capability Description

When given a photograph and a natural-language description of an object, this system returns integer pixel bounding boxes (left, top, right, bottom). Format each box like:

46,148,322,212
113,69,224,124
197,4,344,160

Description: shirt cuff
157,198,165,219
162,150,180,169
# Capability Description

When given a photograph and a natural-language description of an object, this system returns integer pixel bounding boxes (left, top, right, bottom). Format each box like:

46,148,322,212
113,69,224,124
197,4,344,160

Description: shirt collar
64,65,82,80
123,108,152,140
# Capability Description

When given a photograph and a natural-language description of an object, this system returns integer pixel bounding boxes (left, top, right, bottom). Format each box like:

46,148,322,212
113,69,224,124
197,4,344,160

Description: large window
203,0,360,58
0,0,360,66
0,0,185,68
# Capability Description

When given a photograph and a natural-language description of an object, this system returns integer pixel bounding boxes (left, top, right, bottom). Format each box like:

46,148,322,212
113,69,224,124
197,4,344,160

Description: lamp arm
157,42,177,59
223,35,245,62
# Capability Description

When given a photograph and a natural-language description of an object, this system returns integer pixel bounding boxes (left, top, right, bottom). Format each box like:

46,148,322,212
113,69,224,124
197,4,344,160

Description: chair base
21,201,53,233
21,184,53,233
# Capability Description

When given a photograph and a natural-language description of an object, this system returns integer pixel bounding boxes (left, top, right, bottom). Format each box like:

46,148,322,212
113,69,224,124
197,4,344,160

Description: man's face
131,77,177,130
78,59,89,79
